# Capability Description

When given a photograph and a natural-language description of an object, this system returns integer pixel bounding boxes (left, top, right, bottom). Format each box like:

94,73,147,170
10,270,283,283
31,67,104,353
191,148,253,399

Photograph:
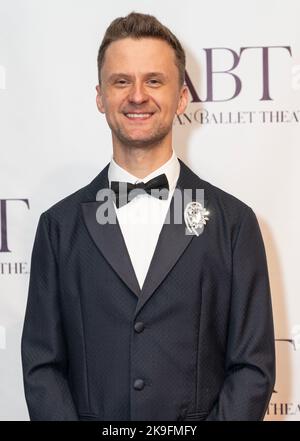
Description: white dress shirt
108,150,180,290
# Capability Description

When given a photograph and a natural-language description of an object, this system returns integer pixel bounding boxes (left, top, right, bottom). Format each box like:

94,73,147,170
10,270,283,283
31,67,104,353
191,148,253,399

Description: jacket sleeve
206,207,276,421
21,213,79,421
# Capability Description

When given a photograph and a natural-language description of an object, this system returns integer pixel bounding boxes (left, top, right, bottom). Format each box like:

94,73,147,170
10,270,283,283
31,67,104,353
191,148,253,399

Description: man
21,12,275,421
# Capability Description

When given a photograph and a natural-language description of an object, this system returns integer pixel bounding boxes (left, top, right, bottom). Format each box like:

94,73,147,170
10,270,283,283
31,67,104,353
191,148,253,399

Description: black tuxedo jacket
21,159,275,421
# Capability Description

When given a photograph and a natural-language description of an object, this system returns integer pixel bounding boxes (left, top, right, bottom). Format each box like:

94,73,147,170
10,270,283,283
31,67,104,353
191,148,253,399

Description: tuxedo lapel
80,159,208,313
81,165,141,298
135,158,206,317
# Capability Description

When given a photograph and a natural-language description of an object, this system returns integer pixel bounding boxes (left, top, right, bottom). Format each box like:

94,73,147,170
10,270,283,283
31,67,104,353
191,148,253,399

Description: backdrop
0,0,299,421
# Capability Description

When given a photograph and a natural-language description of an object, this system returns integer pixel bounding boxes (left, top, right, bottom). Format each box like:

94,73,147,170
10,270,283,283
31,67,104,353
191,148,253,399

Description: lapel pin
184,201,210,236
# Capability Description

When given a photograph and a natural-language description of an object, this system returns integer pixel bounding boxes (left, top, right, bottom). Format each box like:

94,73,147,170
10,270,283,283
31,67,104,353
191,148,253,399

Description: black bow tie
110,173,169,208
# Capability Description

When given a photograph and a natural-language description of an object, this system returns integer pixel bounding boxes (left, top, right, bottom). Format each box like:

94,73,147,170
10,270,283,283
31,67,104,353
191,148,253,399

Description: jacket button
133,379,145,390
134,322,145,333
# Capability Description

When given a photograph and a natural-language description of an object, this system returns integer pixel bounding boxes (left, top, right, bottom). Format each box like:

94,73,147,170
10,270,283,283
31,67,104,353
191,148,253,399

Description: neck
111,139,173,179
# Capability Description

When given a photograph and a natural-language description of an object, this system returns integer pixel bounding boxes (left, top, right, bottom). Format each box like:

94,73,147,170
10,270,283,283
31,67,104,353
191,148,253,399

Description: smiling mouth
124,112,154,120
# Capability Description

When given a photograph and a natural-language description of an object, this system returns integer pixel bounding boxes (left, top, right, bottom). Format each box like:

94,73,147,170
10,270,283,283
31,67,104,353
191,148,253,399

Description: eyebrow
107,72,168,82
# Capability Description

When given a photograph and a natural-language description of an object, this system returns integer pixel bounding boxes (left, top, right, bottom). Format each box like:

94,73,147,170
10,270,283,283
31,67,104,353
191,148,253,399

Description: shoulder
40,164,109,224
178,159,258,242
42,184,89,222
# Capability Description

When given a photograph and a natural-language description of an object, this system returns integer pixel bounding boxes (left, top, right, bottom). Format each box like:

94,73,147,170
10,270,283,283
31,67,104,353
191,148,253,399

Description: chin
114,127,169,148
123,139,159,148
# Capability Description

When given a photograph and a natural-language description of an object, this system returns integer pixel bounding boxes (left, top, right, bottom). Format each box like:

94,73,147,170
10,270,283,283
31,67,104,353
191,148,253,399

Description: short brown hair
97,12,186,86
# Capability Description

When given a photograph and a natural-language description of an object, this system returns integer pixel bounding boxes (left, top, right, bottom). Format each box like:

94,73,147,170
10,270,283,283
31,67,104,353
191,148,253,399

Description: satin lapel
81,167,141,298
80,159,208,308
134,159,206,318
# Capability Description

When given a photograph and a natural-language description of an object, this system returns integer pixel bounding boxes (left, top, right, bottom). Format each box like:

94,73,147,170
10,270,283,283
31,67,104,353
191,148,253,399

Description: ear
96,84,105,114
176,85,188,116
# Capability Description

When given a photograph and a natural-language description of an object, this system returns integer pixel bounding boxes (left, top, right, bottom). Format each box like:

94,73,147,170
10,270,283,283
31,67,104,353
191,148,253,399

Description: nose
128,81,148,105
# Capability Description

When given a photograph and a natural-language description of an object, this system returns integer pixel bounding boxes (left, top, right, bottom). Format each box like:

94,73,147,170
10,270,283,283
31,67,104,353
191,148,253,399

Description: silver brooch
184,201,210,236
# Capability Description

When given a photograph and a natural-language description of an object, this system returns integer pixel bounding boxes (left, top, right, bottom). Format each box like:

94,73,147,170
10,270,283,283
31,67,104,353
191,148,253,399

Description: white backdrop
0,0,299,420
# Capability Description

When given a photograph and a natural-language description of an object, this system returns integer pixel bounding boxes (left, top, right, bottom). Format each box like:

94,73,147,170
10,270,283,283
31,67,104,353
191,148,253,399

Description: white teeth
126,113,152,118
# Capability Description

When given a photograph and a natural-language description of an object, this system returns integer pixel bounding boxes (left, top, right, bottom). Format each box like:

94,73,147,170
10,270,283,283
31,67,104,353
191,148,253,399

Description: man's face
96,37,188,148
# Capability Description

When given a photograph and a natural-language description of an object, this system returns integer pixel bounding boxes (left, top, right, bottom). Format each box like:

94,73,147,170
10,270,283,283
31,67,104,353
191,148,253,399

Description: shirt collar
108,149,180,192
